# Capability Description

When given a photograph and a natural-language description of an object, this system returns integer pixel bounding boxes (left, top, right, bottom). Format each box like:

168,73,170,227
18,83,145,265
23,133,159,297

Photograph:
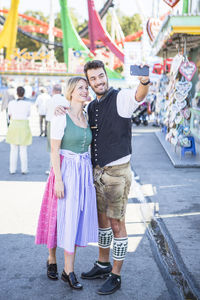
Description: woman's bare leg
48,247,57,264
64,247,76,274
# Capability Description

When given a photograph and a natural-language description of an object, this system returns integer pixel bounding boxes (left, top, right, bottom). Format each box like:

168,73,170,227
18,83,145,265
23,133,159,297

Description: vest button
95,159,97,161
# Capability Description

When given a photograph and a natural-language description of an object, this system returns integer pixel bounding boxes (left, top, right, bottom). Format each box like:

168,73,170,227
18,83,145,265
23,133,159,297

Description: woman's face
71,79,89,104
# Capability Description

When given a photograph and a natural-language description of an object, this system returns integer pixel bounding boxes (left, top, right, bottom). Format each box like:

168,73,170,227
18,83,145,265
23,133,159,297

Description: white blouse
8,100,31,120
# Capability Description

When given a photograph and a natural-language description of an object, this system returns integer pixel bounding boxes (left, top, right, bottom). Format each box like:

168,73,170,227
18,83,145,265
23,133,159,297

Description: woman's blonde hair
66,76,87,101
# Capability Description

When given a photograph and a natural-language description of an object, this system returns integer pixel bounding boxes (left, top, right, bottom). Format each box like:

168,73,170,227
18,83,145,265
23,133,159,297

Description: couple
35,60,150,295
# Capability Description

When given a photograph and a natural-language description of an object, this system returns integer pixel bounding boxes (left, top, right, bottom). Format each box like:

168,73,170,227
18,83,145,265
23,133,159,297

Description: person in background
6,86,32,174
1,85,15,126
35,76,98,290
35,87,51,137
45,84,70,174
24,79,33,99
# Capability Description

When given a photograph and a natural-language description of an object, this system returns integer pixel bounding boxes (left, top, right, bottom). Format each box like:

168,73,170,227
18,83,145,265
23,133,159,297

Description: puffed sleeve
50,115,67,140
117,88,145,118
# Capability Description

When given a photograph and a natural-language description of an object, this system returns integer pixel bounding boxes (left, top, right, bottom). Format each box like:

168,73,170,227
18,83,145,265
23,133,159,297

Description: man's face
86,68,109,97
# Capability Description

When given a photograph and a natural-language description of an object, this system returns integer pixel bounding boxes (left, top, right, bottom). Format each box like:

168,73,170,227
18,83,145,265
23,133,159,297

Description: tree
106,10,142,38
120,14,142,37
15,9,80,62
16,10,49,52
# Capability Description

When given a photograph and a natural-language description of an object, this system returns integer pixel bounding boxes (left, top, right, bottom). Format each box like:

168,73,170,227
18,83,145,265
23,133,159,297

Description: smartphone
130,65,149,76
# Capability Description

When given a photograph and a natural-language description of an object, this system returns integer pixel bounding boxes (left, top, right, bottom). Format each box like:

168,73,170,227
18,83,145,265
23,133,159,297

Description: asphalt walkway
0,105,200,299
132,125,200,297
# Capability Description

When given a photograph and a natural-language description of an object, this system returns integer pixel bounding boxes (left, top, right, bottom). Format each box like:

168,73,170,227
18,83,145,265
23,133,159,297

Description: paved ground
0,106,199,299
0,136,170,300
0,106,170,300
132,125,200,290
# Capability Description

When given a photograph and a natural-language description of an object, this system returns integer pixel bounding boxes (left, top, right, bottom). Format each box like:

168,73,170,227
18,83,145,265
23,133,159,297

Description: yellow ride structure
0,0,20,59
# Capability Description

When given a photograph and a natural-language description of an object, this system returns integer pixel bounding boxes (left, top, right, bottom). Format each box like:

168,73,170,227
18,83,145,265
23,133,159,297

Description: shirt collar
96,87,114,103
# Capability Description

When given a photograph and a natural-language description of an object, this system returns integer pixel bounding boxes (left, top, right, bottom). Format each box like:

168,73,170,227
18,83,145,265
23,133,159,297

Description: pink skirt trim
35,157,63,249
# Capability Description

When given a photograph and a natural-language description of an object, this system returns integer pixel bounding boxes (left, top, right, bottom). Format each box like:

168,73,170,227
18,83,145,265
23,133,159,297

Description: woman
6,86,32,174
35,77,98,290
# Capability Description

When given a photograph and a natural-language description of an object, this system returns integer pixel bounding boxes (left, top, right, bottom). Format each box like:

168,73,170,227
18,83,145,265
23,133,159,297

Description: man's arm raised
135,75,151,102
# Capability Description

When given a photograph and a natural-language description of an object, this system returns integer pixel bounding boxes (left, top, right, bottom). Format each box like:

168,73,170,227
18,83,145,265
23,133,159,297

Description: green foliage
54,46,64,62
76,19,88,39
16,9,79,62
106,10,142,37
22,10,49,22
16,32,41,52
120,13,142,36
16,10,49,52
55,12,61,29
54,12,63,62
115,65,123,74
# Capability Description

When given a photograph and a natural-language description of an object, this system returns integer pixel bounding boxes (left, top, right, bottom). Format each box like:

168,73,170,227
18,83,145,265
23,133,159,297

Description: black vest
88,88,132,167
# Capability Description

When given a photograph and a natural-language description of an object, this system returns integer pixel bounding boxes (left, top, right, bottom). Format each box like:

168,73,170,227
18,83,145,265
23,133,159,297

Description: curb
131,168,200,300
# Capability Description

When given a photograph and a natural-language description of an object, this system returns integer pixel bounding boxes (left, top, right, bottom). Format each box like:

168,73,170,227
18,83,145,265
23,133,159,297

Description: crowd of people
2,59,150,295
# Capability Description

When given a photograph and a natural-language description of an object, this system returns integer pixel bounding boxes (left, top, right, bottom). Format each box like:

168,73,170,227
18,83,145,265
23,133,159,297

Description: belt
95,161,130,171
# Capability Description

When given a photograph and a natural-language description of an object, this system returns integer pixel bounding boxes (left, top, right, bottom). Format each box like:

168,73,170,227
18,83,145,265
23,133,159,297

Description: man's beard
93,83,108,96
95,90,107,96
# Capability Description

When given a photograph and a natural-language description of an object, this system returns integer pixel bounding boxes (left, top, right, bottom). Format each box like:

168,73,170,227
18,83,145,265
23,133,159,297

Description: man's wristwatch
140,80,150,86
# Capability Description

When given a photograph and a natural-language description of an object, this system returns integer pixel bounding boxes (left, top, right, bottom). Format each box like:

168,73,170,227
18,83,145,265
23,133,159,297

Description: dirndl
6,119,32,146
35,149,98,253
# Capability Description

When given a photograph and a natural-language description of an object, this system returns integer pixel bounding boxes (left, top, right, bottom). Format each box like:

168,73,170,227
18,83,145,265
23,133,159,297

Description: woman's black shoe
61,270,83,290
47,260,58,280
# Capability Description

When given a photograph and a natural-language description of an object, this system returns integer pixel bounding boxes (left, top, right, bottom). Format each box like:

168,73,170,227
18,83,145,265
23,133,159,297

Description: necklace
69,108,82,121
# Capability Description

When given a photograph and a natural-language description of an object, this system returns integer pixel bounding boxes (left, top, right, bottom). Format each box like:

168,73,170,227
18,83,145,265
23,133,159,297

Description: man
57,60,150,295
35,87,51,136
45,84,70,174
46,83,70,125
24,79,33,99
1,85,15,126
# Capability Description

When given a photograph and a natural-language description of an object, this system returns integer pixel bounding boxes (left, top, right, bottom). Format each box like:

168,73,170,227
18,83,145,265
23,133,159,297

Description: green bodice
61,114,92,153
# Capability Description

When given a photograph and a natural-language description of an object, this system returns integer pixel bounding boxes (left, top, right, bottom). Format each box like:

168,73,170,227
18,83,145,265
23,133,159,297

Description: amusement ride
0,0,143,77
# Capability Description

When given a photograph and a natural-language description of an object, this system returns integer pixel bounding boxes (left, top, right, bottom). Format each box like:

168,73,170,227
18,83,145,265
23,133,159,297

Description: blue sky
1,0,179,19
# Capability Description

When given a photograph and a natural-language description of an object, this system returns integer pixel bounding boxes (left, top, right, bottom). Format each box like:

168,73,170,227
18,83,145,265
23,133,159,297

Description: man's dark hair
84,60,107,81
17,86,25,98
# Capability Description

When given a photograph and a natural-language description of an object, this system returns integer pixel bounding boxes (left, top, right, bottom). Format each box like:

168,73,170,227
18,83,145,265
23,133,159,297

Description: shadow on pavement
0,137,49,182
0,233,170,300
